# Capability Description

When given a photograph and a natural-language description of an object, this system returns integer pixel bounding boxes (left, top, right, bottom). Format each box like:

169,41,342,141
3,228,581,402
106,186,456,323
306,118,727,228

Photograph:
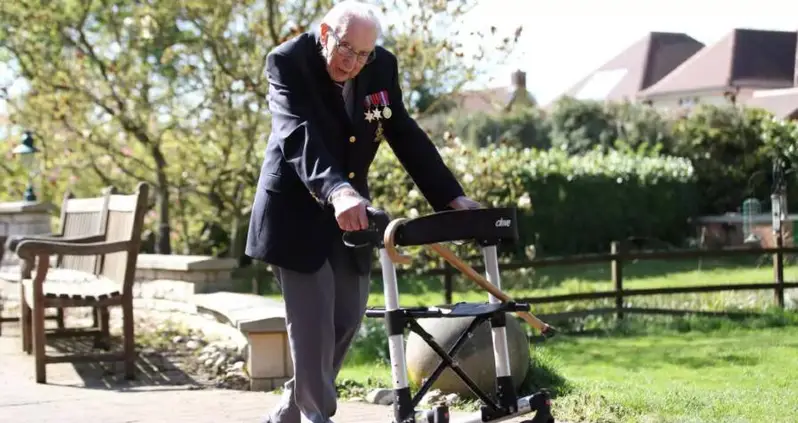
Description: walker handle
341,207,391,248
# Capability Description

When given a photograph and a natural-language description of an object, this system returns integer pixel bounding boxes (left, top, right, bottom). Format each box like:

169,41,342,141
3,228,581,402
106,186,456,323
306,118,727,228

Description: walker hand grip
342,207,390,248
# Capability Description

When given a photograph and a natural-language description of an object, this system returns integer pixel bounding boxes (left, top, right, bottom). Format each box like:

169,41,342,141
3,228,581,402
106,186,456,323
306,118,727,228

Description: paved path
0,321,546,423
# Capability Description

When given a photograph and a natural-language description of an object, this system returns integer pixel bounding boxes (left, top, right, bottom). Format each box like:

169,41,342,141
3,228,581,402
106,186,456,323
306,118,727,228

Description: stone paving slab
0,321,545,423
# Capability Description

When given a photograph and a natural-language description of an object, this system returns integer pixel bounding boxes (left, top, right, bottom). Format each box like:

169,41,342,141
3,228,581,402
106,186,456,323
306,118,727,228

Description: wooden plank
62,197,107,213
386,245,798,277
107,194,139,212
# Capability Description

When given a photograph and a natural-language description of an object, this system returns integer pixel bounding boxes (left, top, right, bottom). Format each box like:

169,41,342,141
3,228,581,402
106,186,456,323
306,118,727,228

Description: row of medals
365,104,392,122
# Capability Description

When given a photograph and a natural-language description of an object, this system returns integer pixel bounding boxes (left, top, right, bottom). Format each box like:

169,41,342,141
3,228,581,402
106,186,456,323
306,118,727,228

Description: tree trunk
152,146,172,255
229,213,241,258
228,188,244,259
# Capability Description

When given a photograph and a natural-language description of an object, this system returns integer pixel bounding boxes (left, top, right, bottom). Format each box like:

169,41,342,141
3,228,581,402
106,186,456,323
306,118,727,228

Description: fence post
611,241,624,319
773,233,785,308
444,264,454,305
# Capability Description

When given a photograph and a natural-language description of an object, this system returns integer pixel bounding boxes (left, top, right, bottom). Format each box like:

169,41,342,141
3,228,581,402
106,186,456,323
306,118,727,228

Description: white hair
320,1,383,38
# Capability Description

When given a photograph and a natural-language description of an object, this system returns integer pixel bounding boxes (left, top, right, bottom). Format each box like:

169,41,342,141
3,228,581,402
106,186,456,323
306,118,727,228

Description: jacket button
348,172,355,179
349,136,356,143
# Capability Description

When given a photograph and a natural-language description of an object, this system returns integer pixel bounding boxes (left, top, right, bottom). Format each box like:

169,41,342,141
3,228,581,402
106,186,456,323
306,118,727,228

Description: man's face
321,19,377,82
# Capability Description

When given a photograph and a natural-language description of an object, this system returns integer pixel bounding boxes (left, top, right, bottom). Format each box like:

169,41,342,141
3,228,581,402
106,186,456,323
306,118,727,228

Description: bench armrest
6,234,105,255
16,239,133,260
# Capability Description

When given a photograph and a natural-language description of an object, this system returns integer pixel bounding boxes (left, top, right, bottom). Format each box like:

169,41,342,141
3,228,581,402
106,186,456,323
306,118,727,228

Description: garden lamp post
12,131,40,202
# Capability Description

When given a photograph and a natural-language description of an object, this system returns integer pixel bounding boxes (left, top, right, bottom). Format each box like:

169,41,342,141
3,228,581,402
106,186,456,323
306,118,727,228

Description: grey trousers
266,240,371,423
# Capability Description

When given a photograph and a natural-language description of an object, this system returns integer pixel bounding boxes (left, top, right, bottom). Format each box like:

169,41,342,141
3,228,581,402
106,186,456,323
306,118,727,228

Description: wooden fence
416,240,798,323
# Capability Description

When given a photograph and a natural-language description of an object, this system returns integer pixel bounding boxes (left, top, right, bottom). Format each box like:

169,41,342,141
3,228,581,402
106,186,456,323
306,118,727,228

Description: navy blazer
245,30,465,275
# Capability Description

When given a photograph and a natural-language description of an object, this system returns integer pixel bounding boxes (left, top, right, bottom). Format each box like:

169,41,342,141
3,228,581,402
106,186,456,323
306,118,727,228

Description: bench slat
21,268,121,304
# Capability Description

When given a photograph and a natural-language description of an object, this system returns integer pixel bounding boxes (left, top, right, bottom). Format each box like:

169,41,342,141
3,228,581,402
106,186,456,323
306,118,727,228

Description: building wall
644,88,761,110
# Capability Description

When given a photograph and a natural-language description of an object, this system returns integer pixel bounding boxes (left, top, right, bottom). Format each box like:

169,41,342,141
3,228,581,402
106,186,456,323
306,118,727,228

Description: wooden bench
8,183,149,383
0,187,119,338
193,291,293,391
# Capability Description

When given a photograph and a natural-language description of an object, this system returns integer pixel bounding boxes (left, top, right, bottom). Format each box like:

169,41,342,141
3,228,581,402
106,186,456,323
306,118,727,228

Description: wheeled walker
343,207,556,423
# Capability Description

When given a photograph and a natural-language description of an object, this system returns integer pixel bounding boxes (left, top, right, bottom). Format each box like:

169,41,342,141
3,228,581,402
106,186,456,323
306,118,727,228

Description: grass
236,254,798,422
361,256,798,308
243,256,798,301
536,312,798,423
340,311,798,423
240,255,798,317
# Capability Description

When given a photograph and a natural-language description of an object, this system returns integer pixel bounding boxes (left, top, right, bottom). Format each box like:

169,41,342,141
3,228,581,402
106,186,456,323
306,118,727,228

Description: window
678,97,699,107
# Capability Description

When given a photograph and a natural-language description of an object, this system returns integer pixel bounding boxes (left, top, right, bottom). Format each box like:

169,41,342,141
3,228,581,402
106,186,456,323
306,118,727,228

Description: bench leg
19,281,32,354
93,306,110,350
122,299,136,380
56,308,65,329
32,296,46,384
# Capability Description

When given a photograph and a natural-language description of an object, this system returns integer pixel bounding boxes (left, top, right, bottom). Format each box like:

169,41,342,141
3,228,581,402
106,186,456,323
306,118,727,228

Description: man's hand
448,196,481,210
331,187,370,232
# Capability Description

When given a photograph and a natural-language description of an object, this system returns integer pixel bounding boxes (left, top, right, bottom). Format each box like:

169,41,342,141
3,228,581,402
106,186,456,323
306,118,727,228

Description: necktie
335,81,354,119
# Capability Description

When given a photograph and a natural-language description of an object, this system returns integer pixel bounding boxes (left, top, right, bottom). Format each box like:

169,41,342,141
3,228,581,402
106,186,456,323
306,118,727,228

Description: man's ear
319,23,330,45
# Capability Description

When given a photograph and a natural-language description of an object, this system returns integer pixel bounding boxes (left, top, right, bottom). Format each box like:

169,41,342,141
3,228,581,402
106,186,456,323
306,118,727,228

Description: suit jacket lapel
307,30,352,125
353,68,371,127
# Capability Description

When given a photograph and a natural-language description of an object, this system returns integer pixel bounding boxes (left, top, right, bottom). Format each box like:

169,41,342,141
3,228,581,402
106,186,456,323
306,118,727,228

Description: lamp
12,131,40,202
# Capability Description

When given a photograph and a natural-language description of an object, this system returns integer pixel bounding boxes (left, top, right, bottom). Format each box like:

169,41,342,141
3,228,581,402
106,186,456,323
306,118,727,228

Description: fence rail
406,240,798,321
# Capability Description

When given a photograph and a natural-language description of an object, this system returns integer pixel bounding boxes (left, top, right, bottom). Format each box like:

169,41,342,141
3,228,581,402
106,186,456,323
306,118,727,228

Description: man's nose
340,55,357,70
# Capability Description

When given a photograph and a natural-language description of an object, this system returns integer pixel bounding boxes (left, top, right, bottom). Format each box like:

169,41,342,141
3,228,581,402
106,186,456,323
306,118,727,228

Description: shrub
368,143,698,267
419,106,551,150
546,97,619,154
459,107,551,150
669,105,778,214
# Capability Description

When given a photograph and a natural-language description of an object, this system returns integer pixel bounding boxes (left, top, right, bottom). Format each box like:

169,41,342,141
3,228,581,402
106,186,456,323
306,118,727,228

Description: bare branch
59,115,157,181
265,0,281,47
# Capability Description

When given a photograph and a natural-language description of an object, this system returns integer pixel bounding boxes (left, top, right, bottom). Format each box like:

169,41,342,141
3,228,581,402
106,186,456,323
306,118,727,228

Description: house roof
639,28,797,98
557,32,704,103
451,87,514,114
745,87,798,119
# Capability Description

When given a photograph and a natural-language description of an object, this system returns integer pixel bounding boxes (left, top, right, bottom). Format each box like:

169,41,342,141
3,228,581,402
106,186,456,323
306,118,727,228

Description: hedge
368,144,698,265
428,101,796,218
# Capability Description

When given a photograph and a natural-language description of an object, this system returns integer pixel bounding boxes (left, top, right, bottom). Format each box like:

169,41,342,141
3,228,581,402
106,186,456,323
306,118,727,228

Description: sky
458,0,798,104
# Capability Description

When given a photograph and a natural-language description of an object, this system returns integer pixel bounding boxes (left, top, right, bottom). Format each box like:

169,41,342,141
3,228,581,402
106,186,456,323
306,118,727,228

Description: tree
0,0,520,256
378,0,521,116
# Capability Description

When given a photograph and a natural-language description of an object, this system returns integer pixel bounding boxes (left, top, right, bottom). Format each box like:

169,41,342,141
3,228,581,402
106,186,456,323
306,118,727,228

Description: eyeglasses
329,31,376,65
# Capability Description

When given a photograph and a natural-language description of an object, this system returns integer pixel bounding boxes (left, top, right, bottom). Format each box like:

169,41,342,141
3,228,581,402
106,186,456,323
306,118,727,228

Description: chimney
506,70,537,110
511,70,527,90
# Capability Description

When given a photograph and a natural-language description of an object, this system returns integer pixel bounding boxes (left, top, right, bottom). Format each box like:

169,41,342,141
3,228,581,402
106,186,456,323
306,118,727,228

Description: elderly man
245,1,479,422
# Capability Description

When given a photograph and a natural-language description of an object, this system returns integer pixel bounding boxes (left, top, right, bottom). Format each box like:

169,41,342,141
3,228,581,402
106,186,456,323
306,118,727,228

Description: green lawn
543,322,798,423
242,255,798,421
247,257,798,310
335,257,798,423
361,257,798,309
340,313,798,423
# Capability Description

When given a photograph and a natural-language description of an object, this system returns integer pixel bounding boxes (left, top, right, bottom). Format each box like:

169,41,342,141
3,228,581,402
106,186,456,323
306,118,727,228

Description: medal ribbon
378,91,390,106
